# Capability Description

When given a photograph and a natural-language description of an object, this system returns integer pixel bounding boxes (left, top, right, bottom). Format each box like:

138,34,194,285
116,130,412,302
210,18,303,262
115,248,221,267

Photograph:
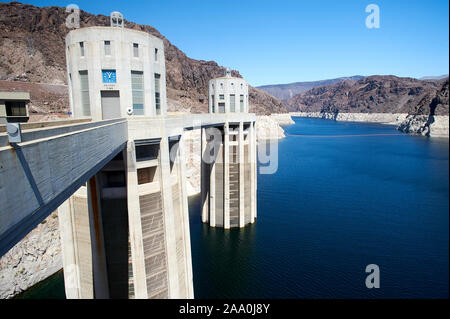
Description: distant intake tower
201,69,257,228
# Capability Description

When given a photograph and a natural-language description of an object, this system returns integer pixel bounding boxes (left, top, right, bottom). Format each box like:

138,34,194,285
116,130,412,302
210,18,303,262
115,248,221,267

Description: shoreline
290,112,449,138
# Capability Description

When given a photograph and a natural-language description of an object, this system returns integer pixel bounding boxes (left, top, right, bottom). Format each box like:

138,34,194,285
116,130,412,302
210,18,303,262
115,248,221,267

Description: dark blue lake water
189,117,449,299
24,117,449,299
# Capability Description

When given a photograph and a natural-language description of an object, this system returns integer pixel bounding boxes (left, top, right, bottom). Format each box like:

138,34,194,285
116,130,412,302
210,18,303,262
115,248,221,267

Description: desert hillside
285,75,449,116
0,1,287,116
258,76,365,100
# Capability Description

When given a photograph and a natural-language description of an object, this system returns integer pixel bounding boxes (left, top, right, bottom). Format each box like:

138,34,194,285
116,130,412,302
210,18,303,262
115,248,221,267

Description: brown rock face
258,76,365,100
414,79,449,116
0,2,287,116
286,75,449,116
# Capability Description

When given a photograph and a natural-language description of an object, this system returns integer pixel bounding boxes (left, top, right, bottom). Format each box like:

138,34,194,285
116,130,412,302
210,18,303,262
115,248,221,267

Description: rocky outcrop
427,116,449,137
269,113,295,126
398,79,449,137
0,1,286,116
256,115,288,140
398,115,449,137
0,212,62,299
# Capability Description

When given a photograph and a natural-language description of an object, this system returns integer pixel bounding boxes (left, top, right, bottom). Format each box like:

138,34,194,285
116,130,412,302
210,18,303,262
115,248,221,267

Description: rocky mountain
286,75,449,116
0,1,287,116
419,74,449,81
257,76,365,100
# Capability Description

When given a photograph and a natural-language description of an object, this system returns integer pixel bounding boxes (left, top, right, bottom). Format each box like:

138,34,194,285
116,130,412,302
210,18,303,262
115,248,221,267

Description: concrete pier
201,70,257,229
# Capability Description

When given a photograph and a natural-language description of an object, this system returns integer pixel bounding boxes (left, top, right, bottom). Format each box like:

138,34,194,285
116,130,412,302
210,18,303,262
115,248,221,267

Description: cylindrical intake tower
66,24,167,120
201,69,257,229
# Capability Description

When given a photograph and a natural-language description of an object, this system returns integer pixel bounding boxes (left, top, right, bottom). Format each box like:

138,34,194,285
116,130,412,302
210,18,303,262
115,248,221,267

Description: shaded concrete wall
58,187,93,299
0,119,127,258
201,120,257,229
126,119,193,299
58,131,193,299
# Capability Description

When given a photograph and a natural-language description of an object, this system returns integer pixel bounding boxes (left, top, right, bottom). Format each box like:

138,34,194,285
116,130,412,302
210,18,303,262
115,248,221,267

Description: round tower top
110,12,124,28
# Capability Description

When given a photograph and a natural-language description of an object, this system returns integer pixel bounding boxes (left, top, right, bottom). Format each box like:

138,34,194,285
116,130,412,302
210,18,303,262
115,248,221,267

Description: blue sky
16,0,450,86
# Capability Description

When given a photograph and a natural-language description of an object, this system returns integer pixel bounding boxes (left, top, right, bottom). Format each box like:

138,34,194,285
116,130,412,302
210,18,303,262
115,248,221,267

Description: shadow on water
15,270,65,299
188,194,259,299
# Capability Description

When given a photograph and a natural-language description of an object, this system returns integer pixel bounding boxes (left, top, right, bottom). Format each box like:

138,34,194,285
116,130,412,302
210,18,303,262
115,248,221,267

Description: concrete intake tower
201,69,257,228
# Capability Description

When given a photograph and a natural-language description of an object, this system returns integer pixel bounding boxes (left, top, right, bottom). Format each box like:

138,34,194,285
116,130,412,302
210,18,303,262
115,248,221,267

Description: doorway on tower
101,90,121,120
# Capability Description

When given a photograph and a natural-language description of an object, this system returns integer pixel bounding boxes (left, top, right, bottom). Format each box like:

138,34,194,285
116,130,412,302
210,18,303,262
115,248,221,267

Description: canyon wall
0,213,61,299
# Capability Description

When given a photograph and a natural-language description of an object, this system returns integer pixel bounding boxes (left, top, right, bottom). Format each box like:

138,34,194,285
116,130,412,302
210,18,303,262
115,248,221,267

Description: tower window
155,73,161,115
218,102,225,113
133,43,139,57
211,95,215,113
79,70,91,116
137,167,157,185
136,144,160,162
219,94,224,100
240,95,244,112
230,94,236,112
131,71,144,115
104,41,111,56
80,42,85,57
154,48,158,61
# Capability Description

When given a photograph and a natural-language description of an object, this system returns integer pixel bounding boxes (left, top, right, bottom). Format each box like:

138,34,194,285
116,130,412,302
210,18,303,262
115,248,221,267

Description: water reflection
189,194,258,299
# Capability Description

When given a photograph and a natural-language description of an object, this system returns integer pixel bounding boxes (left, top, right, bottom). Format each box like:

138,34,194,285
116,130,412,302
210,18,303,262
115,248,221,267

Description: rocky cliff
0,212,62,299
0,1,287,115
398,79,449,137
286,75,448,115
